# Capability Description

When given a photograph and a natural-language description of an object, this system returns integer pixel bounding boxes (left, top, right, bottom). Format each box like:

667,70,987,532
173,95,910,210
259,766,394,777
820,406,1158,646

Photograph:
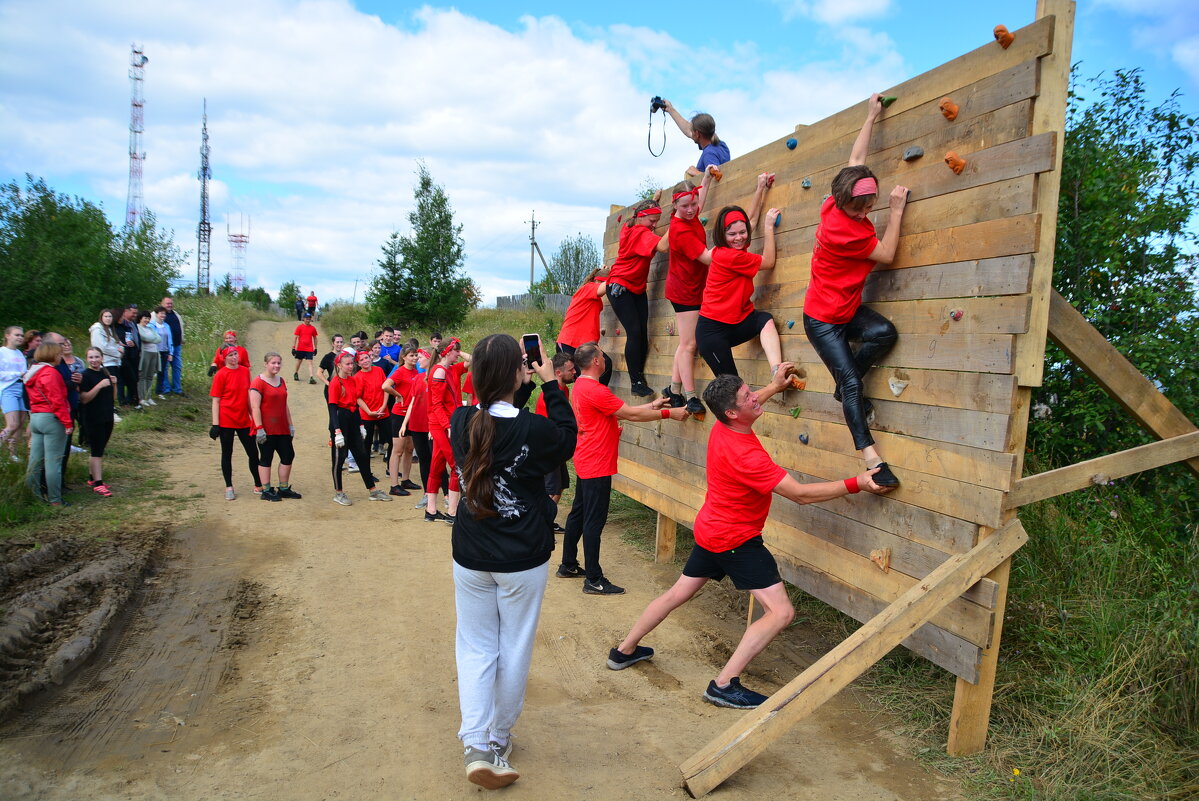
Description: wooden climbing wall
599,6,1072,690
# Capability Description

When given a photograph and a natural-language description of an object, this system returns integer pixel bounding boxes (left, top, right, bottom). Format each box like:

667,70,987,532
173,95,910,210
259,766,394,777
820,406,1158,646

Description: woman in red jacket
607,200,669,397
423,338,470,524
328,351,391,506
23,341,72,507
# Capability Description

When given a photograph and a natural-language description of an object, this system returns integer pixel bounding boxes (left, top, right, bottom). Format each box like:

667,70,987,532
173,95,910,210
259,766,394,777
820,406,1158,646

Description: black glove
291,349,298,358
209,425,220,440
207,365,218,377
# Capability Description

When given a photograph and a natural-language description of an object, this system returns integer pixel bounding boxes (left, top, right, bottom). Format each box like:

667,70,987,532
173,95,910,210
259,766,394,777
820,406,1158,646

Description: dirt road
0,320,959,800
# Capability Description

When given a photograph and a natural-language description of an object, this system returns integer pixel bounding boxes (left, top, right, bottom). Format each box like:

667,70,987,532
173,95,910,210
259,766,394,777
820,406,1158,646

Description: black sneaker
551,522,565,533
260,487,282,502
293,372,300,381
401,479,421,490
630,381,655,398
276,486,303,499
583,576,625,595
607,645,654,670
425,510,449,522
444,514,456,525
662,387,686,408
685,396,706,416
556,564,585,578
870,461,900,487
389,484,411,497
703,677,769,709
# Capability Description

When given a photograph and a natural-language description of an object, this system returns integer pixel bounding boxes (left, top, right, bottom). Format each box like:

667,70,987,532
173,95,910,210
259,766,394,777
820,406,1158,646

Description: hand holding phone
522,333,544,369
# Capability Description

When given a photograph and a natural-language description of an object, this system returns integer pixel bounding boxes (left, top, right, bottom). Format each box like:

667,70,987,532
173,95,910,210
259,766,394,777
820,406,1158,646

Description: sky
1,0,1196,307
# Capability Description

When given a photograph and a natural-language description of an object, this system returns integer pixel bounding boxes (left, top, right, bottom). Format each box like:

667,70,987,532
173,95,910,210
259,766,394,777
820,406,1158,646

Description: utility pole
525,210,549,287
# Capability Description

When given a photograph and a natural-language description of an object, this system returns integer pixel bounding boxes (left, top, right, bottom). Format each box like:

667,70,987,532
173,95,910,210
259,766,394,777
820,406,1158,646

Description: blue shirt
697,141,730,171
378,342,401,366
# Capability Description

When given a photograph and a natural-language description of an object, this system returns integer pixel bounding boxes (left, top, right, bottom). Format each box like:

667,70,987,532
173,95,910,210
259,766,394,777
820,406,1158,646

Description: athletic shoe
662,387,686,408
401,478,421,490
293,372,300,381
347,462,360,474
253,486,264,495
276,486,303,499
414,499,426,510
333,491,353,506
69,445,86,454
870,461,900,487
88,480,113,498
444,513,455,525
158,394,168,401
144,398,157,406
388,484,410,497
582,576,624,595
49,500,71,508
607,645,654,670
260,488,282,502
556,564,585,578
424,510,449,522
368,488,393,501
491,738,513,762
552,522,565,533
630,381,655,398
703,677,769,709
308,377,316,385
225,488,236,501
685,397,706,416
464,744,519,789
113,413,122,423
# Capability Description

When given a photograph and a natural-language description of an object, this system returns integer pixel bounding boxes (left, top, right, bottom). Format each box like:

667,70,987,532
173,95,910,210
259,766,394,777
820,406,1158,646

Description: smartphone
522,333,543,368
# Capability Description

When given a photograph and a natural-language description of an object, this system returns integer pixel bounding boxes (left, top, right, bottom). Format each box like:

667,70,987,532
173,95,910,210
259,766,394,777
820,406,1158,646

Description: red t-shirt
210,365,251,428
805,196,880,324
306,294,318,309
462,372,476,406
534,383,569,416
426,362,467,429
700,247,763,324
570,376,625,479
557,280,604,347
607,224,661,295
665,215,708,306
355,365,387,421
693,423,787,552
211,344,250,368
328,372,360,412
293,323,318,352
388,365,419,416
405,372,430,432
250,375,289,435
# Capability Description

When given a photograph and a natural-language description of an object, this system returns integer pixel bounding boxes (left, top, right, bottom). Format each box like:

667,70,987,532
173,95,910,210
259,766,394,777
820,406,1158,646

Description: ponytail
459,334,523,520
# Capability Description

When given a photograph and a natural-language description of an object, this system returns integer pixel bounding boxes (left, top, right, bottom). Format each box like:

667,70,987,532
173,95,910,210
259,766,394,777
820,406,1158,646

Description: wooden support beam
1006,431,1199,509
655,512,677,563
1047,288,1199,479
679,520,1029,797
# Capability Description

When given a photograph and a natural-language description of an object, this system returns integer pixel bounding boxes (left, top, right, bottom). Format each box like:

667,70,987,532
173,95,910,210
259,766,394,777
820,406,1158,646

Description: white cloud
1095,0,1199,87
772,0,892,26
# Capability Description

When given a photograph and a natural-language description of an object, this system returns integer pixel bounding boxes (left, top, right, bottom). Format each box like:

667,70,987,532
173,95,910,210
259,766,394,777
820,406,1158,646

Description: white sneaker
368,489,393,502
158,394,167,400
70,445,86,454
144,398,157,406
333,491,352,506
113,413,123,423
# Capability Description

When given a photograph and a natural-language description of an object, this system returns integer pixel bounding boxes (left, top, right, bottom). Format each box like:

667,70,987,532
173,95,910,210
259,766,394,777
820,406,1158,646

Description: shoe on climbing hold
948,308,964,321
902,146,924,162
880,96,898,108
801,177,812,189
939,97,959,121
944,151,966,175
786,137,797,150
993,24,1015,49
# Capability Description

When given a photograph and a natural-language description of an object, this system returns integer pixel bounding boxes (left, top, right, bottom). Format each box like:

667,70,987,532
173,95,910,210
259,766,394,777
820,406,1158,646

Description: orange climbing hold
945,151,966,175
709,167,723,181
993,24,1015,49
939,97,959,121
784,365,806,391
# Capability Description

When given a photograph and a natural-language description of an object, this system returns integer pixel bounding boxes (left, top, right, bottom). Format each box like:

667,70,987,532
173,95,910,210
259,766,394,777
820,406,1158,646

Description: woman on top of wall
803,93,908,488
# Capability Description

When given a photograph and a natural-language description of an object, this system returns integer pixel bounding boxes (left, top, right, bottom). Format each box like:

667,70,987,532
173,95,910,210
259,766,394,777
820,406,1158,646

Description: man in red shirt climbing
606,364,893,709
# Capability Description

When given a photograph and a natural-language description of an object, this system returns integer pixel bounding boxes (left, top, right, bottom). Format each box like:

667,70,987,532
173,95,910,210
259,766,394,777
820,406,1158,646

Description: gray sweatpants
454,560,549,747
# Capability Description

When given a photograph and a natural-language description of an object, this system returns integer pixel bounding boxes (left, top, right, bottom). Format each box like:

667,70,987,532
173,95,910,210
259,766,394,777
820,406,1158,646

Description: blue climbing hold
801,178,812,189
786,138,797,150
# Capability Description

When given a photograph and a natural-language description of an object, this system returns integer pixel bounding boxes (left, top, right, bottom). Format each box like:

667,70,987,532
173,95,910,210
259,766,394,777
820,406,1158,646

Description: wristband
660,408,670,419
844,476,860,494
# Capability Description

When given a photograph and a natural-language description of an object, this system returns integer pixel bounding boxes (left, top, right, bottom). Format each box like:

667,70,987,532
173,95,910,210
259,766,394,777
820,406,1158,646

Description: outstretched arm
747,172,774,228
760,208,780,270
849,93,884,167
773,466,893,504
696,165,717,213
868,185,909,265
615,396,689,422
755,362,793,405
662,99,692,138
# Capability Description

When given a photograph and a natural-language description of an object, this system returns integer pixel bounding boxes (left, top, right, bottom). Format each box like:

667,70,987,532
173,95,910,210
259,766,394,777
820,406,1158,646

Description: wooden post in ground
655,512,677,563
680,520,1029,797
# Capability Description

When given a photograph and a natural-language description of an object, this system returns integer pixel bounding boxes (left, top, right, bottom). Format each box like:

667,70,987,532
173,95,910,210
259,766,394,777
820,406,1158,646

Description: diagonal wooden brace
679,519,1029,798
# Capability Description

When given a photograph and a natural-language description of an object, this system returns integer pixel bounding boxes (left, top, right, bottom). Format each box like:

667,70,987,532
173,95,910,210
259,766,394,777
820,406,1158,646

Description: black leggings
258,434,295,467
696,309,774,378
219,427,259,487
331,407,372,491
803,306,898,451
361,418,382,456
409,429,448,495
606,284,649,383
556,342,613,385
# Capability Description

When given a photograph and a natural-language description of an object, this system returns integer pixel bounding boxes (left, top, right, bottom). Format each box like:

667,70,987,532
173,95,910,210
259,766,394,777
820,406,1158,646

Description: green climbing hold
700,216,708,226
880,96,897,108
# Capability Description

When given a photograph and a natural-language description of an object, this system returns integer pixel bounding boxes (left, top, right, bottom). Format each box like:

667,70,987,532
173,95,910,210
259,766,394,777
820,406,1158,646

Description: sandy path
0,320,959,800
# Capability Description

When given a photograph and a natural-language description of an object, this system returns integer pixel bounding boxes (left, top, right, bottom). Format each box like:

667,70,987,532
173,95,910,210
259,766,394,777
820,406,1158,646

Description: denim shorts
1,381,29,414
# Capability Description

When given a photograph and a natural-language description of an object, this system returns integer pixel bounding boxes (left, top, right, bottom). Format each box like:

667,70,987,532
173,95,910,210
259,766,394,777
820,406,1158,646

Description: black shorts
390,414,410,439
295,350,315,360
682,536,782,590
259,434,295,466
698,309,774,346
543,462,569,495
670,301,701,313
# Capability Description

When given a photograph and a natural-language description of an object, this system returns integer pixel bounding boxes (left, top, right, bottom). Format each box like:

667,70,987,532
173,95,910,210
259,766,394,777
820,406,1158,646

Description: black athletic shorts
390,414,409,439
295,350,315,360
670,301,701,313
682,536,782,590
543,462,570,495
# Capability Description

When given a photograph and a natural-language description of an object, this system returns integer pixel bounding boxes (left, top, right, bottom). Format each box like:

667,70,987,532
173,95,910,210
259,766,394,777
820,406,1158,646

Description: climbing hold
944,151,966,175
888,377,909,397
699,216,708,226
801,177,812,189
949,308,964,321
939,97,959,121
784,365,806,391
902,146,924,162
798,432,809,444
709,167,723,181
993,24,1015,49
786,137,797,150
690,411,706,422
600,328,606,336
764,172,776,188
614,329,621,336
774,213,781,228
786,320,795,329
665,323,675,335
880,96,898,108
789,406,803,420
870,548,891,573
616,215,622,223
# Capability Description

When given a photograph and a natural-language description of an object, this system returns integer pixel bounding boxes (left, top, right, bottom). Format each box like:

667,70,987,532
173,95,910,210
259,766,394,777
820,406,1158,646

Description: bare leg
715,582,794,686
448,488,461,516
399,438,413,480
88,455,102,482
758,318,783,371
279,463,292,485
617,574,708,654
388,438,401,484
674,310,700,393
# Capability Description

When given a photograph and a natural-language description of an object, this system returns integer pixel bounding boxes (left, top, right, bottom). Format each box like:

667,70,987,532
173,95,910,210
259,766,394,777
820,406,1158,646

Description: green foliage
530,233,601,294
238,286,273,312
636,176,660,201
1031,69,1199,500
0,176,183,329
318,301,370,341
365,163,480,331
278,280,301,309
215,273,235,296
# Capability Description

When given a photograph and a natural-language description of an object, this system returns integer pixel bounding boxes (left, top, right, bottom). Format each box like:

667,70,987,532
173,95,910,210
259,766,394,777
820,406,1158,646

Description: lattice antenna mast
124,45,148,229
227,213,250,292
197,99,213,294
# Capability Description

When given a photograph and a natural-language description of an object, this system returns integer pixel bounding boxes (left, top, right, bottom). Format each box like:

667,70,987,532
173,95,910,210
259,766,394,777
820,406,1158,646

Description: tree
530,233,601,294
215,273,235,296
365,162,479,331
240,286,272,312
278,280,301,309
1030,69,1199,481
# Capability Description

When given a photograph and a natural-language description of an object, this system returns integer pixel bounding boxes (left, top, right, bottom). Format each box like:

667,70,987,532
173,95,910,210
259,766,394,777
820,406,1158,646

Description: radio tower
197,99,212,294
227,214,250,292
125,45,148,229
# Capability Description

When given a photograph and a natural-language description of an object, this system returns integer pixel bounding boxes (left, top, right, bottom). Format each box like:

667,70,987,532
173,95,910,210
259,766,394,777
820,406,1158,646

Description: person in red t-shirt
382,346,423,496
558,342,689,595
607,200,669,398
804,94,908,488
354,349,389,465
607,365,892,708
534,351,578,528
328,351,391,505
291,313,319,384
249,352,300,501
306,291,318,316
423,338,471,523
695,173,782,380
555,268,612,384
208,330,249,376
209,345,259,500
663,166,718,415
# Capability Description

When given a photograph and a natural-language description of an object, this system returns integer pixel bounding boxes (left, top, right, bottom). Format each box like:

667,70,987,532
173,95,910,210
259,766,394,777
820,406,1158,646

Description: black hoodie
450,380,577,572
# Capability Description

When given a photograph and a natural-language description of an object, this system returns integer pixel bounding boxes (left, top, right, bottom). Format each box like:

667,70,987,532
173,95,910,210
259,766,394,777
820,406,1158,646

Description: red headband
723,210,749,229
671,186,700,202
851,177,878,197
224,330,237,338
635,206,662,218
440,337,461,357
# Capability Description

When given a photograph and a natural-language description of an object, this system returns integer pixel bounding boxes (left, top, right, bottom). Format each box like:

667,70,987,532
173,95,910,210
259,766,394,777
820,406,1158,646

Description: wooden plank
1006,431,1199,509
863,255,1034,302
1047,289,1199,478
655,512,677,563
679,519,1029,797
